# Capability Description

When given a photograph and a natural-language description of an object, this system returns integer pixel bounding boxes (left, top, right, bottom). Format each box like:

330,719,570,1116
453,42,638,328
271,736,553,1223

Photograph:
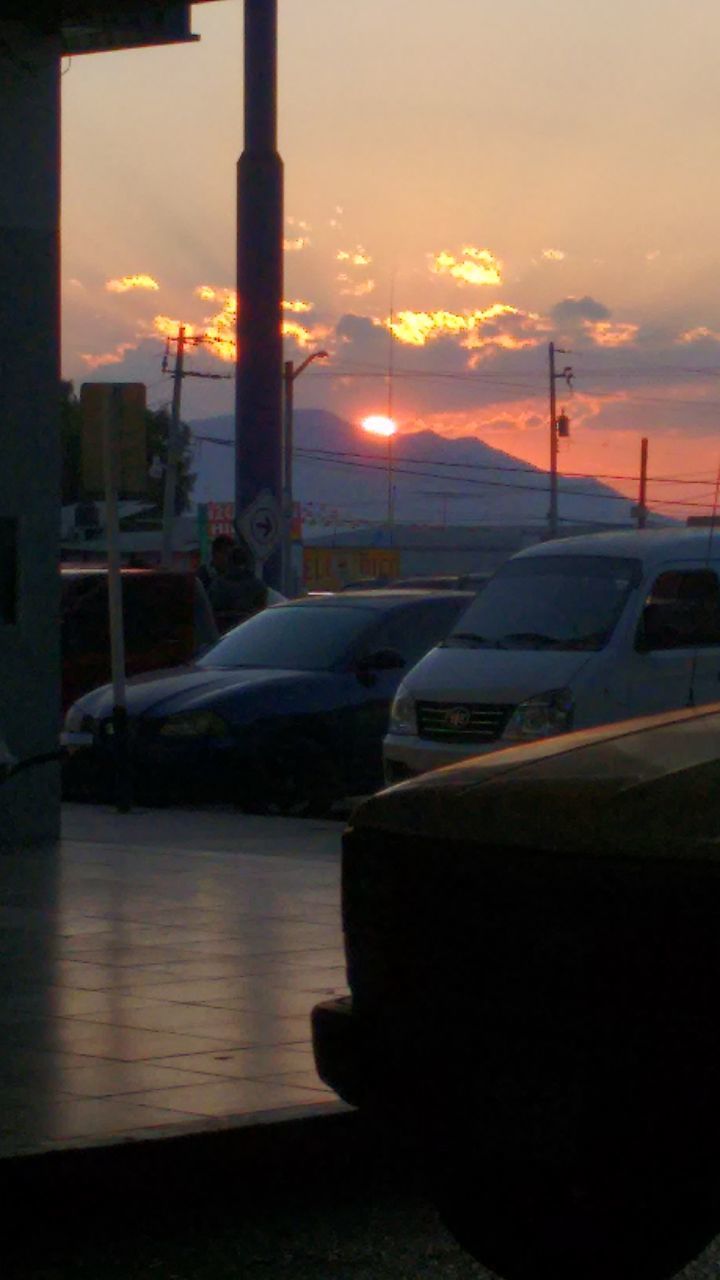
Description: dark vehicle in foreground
313,703,720,1279
61,567,217,712
62,589,470,813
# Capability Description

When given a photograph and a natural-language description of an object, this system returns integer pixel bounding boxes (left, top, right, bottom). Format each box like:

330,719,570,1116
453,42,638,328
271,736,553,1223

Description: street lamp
282,350,328,595
360,414,398,543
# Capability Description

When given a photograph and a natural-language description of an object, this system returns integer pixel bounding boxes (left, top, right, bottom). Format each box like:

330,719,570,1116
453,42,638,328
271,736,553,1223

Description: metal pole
638,437,648,529
548,341,558,539
236,0,284,590
102,387,131,812
282,359,294,595
161,324,185,567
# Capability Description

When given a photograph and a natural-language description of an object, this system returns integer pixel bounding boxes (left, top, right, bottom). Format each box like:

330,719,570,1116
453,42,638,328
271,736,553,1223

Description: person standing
197,534,235,594
208,544,270,632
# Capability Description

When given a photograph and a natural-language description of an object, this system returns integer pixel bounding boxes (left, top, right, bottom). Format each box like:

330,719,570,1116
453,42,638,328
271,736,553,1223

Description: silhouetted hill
190,409,644,529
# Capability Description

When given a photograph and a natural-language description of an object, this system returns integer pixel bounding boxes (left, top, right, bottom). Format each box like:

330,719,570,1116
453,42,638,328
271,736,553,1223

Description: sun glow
361,414,397,438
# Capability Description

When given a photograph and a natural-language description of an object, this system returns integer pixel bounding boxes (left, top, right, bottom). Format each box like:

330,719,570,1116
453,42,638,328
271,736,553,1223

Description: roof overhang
1,3,215,55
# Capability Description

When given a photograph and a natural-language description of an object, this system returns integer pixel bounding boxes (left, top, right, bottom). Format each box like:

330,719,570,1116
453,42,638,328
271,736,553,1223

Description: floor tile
66,1003,266,1041
0,804,346,1158
17,1019,253,1061
54,1060,224,1097
146,1046,315,1079
112,1078,333,1118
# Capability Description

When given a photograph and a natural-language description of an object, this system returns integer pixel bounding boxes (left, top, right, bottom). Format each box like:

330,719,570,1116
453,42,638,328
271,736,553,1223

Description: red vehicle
60,567,217,712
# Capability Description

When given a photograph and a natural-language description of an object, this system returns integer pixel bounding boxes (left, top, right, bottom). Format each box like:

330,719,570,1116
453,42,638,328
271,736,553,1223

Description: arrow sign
239,490,282,563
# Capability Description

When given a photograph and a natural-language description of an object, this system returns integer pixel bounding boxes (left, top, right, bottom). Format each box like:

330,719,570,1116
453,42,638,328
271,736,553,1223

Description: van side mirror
355,648,406,675
351,650,404,680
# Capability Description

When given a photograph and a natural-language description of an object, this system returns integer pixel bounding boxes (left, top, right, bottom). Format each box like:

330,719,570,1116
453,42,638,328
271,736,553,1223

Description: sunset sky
61,0,720,518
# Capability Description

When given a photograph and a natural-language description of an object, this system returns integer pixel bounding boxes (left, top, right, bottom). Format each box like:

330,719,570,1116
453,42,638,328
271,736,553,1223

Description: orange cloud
542,248,565,261
81,341,139,369
195,285,217,301
678,326,720,343
282,319,333,349
338,275,375,297
584,320,639,347
337,247,372,266
384,303,547,349
282,299,314,313
152,288,328,363
431,247,502,287
284,236,310,252
106,274,159,293
153,314,199,340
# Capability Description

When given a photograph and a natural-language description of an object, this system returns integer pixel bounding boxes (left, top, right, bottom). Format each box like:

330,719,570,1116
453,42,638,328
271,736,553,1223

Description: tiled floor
0,804,350,1158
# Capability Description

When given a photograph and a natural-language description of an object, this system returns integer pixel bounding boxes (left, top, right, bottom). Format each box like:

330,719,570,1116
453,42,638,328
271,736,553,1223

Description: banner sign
303,546,401,592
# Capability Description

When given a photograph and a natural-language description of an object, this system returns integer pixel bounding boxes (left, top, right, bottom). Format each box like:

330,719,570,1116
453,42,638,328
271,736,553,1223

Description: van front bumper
383,732,501,785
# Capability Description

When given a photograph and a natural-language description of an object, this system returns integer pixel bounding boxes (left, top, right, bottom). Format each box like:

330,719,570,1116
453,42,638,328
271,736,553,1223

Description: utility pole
160,329,232,569
637,437,649,529
282,350,328,595
161,325,185,567
548,341,573,539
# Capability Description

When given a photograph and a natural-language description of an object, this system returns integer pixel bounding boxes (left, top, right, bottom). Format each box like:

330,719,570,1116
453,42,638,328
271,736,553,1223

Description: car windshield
197,603,376,671
443,555,642,651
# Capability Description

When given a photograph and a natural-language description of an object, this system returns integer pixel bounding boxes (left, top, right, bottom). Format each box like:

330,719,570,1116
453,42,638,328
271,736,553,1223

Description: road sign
239,490,282,562
80,382,147,498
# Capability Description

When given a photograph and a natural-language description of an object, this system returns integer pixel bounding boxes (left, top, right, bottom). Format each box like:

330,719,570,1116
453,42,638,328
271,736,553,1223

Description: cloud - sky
60,0,720,517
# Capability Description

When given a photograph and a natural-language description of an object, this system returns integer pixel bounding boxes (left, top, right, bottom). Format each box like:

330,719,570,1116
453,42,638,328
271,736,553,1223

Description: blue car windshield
198,604,377,671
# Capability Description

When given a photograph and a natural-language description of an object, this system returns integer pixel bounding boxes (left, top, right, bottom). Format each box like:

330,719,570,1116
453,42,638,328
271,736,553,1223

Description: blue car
62,589,471,814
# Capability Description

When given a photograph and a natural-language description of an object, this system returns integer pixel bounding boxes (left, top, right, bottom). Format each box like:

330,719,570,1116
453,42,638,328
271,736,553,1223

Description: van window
443,555,641,652
640,569,720,649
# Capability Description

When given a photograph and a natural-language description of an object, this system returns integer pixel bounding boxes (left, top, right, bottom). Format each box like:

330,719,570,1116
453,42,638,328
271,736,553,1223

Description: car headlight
64,704,85,733
388,683,418,736
158,709,230,739
502,688,574,742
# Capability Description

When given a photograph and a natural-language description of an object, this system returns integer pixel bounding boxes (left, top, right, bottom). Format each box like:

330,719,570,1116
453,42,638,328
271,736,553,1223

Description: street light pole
282,350,328,595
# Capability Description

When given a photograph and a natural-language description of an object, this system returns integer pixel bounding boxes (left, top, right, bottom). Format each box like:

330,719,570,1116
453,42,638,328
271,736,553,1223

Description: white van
383,528,720,784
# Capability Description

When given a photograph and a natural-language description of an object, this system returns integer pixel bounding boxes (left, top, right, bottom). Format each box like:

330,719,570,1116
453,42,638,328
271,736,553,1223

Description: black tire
239,738,344,818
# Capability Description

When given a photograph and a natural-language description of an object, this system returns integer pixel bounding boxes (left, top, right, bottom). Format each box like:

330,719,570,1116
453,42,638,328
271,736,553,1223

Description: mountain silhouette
190,409,641,530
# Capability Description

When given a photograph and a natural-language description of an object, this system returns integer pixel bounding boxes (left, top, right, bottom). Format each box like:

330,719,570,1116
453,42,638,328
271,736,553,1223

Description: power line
192,432,718,491
293,449,716,509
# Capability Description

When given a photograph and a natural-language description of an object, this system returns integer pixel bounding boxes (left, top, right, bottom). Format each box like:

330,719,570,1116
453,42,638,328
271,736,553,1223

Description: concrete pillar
236,0,284,589
0,23,61,849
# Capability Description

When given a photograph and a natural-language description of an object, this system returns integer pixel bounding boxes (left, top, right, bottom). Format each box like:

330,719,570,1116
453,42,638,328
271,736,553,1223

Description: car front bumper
382,732,503,785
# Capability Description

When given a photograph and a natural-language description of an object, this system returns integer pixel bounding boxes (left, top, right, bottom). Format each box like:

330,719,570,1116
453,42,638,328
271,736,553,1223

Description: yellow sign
80,383,147,497
303,546,401,592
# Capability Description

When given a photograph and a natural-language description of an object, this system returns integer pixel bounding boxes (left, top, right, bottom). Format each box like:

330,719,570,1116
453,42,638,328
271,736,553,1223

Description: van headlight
158,709,229,738
64,705,85,733
388,683,417,736
502,688,574,742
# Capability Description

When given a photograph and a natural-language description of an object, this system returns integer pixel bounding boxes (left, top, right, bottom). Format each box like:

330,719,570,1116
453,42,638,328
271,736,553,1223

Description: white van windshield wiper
498,631,561,649
442,631,493,649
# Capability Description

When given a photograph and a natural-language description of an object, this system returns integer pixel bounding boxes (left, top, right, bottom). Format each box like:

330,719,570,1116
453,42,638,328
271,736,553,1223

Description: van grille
416,700,515,744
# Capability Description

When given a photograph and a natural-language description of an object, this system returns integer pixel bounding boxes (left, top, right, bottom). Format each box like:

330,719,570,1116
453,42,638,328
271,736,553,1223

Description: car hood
354,701,720,862
404,645,594,702
73,665,325,719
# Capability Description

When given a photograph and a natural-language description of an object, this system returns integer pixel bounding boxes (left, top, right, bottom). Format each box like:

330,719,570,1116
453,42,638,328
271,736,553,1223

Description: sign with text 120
207,502,235,539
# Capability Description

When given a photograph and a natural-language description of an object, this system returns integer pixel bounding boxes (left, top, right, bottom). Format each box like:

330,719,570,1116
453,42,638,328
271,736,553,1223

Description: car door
347,598,468,786
626,564,720,715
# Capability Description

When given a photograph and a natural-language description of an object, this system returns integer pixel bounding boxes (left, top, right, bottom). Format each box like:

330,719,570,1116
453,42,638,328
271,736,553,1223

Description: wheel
239,738,344,818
